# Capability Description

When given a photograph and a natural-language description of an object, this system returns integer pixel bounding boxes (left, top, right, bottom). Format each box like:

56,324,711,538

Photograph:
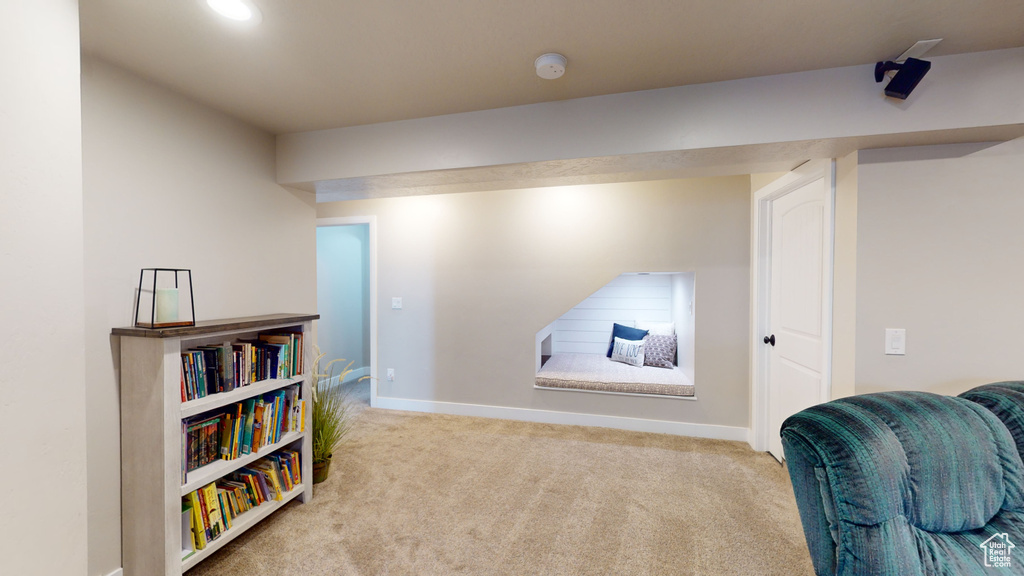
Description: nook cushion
643,334,676,368
606,323,649,357
610,337,645,367
635,321,675,335
536,353,694,397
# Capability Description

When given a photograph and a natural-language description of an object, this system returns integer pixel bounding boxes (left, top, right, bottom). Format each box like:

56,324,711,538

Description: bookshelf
114,313,319,575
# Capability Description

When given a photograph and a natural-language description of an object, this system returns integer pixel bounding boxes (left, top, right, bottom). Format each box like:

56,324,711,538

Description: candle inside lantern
155,288,179,323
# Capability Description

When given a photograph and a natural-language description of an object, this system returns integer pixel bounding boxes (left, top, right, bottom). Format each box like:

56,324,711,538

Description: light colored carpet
187,395,814,575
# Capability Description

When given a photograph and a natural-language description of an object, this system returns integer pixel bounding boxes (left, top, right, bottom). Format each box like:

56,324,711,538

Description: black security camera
874,57,931,100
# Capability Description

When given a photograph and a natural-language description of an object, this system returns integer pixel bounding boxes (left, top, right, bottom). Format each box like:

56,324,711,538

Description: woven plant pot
312,453,332,484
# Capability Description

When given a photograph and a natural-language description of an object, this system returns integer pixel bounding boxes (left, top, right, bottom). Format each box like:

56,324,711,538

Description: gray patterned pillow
643,334,676,368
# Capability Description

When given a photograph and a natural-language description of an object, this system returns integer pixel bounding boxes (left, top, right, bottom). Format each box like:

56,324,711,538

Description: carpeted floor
187,386,814,576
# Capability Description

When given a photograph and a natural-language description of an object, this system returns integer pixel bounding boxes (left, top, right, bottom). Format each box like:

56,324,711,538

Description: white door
754,160,834,462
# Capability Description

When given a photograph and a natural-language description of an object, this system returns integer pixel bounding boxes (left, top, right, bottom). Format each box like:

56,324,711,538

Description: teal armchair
781,389,1024,575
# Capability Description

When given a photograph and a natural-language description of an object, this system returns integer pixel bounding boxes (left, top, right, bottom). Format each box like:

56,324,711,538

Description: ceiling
80,0,1024,136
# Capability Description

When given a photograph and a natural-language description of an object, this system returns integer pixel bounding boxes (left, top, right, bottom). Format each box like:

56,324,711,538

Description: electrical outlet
392,297,403,310
386,368,395,381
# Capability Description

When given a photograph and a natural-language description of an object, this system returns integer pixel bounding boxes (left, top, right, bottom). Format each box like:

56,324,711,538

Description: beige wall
81,58,318,575
318,176,752,428
831,151,858,399
0,1,87,574
856,138,1024,396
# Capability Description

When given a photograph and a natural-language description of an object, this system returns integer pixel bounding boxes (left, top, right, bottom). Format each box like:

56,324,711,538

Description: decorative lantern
134,268,195,328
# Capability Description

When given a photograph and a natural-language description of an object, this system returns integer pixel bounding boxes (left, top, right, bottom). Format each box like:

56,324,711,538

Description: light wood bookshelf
113,313,319,575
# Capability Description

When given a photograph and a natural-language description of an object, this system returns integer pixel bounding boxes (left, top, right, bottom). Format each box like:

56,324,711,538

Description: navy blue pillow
606,323,649,357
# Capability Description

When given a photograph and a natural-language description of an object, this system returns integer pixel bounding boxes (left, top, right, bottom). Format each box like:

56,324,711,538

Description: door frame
316,215,379,408
750,159,836,453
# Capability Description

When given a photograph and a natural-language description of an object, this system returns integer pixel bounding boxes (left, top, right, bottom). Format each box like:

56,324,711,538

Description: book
252,460,284,500
240,339,274,382
282,449,302,485
219,413,233,460
241,398,256,455
187,490,207,550
263,396,276,444
181,353,196,400
216,344,236,391
252,399,265,451
181,499,196,560
196,486,213,543
268,455,293,492
250,468,272,502
258,333,293,377
195,351,208,397
201,482,226,540
180,361,187,403
261,328,304,376
233,470,263,506
219,479,252,514
264,392,279,445
232,342,252,387
232,402,244,459
196,347,220,393
217,489,232,530
286,387,299,432
181,422,187,484
254,342,284,380
184,414,221,475
189,351,201,399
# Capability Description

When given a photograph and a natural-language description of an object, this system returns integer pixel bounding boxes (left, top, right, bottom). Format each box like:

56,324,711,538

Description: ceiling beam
278,48,1024,198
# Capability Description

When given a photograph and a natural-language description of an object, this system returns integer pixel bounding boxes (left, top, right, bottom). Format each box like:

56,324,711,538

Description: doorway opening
316,217,377,413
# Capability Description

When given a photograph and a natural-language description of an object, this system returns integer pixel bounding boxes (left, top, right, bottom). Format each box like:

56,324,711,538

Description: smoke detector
535,53,567,80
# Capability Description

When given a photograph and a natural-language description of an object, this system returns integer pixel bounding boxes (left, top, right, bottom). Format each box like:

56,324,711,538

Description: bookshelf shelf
181,430,304,495
180,376,303,419
116,313,318,576
181,484,305,572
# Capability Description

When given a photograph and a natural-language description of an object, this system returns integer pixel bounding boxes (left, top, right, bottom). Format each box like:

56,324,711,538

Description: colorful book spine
202,482,225,540
187,491,207,550
241,398,256,455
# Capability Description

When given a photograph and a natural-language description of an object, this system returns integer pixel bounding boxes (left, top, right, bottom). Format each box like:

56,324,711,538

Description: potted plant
311,349,355,484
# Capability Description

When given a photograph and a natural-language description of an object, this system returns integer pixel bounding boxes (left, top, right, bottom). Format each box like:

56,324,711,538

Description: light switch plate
392,297,402,310
885,328,906,355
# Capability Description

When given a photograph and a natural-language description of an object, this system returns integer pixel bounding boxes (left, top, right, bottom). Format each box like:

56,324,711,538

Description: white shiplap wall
552,274,674,355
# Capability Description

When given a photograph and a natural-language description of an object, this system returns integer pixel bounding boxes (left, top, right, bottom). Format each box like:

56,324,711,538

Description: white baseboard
105,569,123,576
345,365,370,383
373,396,751,443
325,365,371,388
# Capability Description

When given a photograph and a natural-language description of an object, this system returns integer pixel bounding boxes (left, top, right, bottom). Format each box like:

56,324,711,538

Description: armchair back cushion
960,381,1024,456
781,391,1024,575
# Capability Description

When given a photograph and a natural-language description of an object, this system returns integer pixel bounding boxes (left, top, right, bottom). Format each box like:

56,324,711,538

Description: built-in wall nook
535,272,696,398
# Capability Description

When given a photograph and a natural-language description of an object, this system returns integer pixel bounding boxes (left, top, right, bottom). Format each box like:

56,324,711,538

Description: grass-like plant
311,349,355,465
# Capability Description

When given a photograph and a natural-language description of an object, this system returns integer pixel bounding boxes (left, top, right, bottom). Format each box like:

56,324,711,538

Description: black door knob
764,334,776,346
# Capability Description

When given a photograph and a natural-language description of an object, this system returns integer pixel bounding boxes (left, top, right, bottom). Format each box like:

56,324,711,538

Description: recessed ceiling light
205,0,262,24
